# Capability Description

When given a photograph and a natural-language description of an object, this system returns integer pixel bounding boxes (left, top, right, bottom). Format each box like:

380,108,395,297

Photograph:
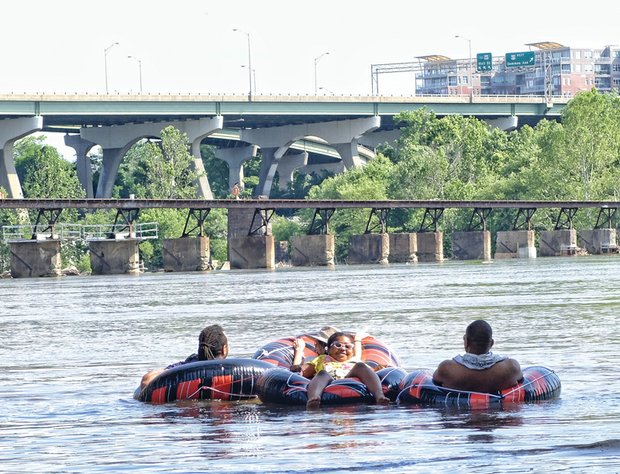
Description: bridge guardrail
1,222,158,242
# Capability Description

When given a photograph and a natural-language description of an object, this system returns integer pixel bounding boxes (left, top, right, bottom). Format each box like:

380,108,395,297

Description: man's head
464,319,494,355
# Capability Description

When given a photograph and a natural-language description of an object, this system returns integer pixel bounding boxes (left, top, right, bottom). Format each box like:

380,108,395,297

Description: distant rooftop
526,41,566,50
416,55,452,62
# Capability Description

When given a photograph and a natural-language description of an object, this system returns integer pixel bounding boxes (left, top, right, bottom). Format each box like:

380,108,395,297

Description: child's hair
325,332,353,349
197,324,228,360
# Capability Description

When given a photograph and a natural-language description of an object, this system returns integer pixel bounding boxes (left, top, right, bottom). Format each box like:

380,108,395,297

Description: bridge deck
0,199,618,210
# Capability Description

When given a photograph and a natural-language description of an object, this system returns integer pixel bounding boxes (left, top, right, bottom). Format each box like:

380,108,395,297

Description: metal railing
2,222,158,242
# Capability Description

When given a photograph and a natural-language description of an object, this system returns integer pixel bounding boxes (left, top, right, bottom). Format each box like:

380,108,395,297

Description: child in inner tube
300,331,390,408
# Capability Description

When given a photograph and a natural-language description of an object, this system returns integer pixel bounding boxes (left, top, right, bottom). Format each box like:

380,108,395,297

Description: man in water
432,320,523,393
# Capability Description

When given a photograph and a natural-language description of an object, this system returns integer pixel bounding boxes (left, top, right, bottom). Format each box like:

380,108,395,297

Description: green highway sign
505,51,536,68
476,53,493,72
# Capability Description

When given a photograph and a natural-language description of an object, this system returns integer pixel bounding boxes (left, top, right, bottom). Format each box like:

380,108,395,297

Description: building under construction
371,42,620,99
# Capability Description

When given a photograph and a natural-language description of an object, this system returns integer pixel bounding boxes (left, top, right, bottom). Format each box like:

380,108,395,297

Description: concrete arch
240,116,380,197
80,117,223,198
0,117,43,198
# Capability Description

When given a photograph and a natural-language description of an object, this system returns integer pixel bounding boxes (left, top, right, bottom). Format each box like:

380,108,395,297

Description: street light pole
314,51,329,95
455,35,472,96
104,42,119,94
127,55,143,93
233,29,253,98
241,65,257,94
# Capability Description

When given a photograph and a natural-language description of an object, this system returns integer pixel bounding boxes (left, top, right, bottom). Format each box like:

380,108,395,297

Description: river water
1,256,620,472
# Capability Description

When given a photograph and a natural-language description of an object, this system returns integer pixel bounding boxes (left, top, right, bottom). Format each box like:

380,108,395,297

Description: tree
140,126,202,199
14,136,84,200
560,89,620,200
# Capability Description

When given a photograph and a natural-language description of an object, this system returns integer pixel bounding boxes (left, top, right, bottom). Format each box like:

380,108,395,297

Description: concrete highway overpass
0,93,569,199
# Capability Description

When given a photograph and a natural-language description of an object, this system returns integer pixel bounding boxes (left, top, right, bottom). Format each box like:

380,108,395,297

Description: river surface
1,256,620,472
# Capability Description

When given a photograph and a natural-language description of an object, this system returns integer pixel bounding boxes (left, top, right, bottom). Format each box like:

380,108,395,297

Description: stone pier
579,229,618,254
539,229,578,256
451,231,491,261
495,230,536,259
88,239,141,275
228,235,275,269
290,234,335,266
163,236,211,272
227,208,275,269
388,233,418,263
347,233,389,264
416,232,444,262
9,239,62,278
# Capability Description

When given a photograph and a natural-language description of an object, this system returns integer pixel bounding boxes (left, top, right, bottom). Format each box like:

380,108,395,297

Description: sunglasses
331,342,354,350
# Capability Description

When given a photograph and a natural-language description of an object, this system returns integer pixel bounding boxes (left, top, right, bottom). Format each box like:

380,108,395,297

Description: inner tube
252,334,400,369
135,358,275,404
397,366,561,408
257,366,407,405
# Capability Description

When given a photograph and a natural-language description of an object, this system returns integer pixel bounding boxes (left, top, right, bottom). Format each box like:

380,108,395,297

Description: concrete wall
227,208,258,239
347,234,389,264
163,236,210,272
290,234,335,266
579,229,618,254
495,230,536,259
229,235,275,269
539,229,578,256
452,231,491,261
417,232,444,262
9,240,62,278
388,233,418,263
89,239,141,275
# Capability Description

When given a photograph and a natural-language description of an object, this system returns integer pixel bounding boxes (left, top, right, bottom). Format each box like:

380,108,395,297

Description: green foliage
200,144,230,198
143,127,201,199
271,215,303,243
15,136,84,200
307,155,393,260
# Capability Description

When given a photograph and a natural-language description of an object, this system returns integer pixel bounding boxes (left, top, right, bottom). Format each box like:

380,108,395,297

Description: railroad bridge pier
0,199,619,277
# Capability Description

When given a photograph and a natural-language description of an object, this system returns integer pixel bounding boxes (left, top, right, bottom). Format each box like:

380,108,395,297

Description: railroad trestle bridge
1,199,618,277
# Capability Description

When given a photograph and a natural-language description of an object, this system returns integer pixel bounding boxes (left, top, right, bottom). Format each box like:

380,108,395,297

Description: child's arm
300,355,321,378
353,332,367,359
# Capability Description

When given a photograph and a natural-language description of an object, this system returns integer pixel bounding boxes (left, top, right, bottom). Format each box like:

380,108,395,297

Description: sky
3,0,620,156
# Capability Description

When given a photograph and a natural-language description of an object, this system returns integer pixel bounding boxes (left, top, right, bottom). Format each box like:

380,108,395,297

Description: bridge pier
227,207,275,269
229,235,275,269
290,234,335,266
88,238,141,275
495,230,537,258
214,145,258,192
388,233,418,263
416,232,444,262
347,233,389,264
579,229,618,254
9,239,62,278
0,117,43,198
163,236,211,272
452,231,491,261
276,151,308,190
64,135,96,198
539,229,578,256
